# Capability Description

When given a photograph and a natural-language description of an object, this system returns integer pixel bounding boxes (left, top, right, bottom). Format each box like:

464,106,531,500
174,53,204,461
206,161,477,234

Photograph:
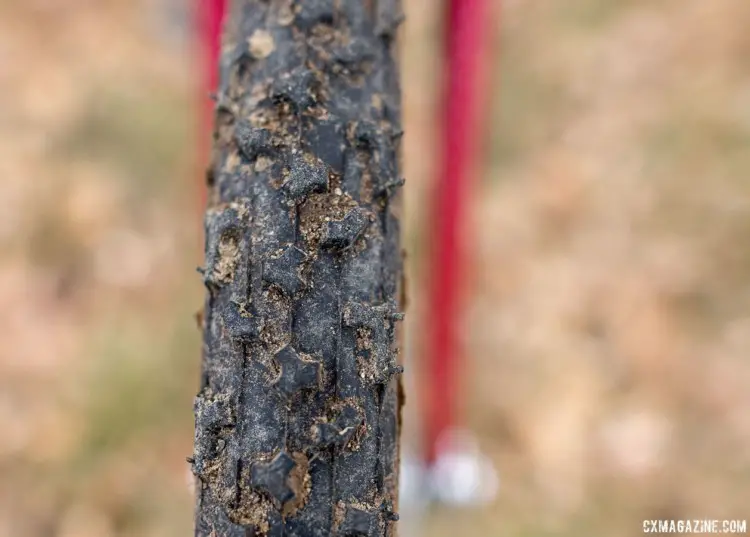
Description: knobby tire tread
193,1,405,536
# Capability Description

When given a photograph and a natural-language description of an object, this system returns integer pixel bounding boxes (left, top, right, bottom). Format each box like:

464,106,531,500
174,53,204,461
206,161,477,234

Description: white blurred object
428,428,499,506
399,428,499,513
399,452,429,508
398,451,429,537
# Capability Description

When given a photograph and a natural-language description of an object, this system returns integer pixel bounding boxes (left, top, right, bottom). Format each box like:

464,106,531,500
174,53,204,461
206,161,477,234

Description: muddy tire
192,1,405,536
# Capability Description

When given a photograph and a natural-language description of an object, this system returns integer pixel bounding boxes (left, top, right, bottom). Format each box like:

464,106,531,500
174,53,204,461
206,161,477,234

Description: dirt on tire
192,1,405,536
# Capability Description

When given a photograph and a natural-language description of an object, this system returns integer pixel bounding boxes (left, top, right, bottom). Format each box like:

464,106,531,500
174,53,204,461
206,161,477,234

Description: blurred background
2,0,750,536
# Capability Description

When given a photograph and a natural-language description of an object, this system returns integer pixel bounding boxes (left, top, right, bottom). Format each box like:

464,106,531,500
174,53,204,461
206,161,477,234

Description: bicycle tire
192,1,405,536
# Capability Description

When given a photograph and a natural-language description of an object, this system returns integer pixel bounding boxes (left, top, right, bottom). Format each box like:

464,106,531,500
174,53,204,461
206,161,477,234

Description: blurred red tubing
197,0,226,211
424,0,494,463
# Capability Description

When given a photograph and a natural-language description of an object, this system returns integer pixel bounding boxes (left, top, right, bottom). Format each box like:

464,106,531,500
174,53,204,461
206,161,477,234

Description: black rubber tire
192,1,405,536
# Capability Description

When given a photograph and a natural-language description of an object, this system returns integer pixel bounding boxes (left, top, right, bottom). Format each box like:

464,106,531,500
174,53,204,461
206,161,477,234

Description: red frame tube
423,0,494,463
197,0,226,211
